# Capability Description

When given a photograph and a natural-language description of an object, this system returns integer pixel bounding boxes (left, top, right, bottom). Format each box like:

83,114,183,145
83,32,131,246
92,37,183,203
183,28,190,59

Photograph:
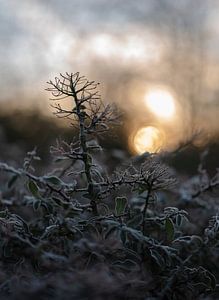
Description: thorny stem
69,75,98,215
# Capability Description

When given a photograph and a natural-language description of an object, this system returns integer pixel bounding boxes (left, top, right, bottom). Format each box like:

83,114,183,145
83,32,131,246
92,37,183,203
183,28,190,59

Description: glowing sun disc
133,126,164,154
144,89,175,118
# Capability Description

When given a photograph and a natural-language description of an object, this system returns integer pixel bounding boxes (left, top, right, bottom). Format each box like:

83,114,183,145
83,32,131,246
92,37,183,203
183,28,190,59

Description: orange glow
133,126,165,154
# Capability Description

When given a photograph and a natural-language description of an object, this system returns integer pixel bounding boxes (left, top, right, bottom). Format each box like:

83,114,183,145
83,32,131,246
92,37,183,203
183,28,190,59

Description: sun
144,88,175,119
133,126,164,154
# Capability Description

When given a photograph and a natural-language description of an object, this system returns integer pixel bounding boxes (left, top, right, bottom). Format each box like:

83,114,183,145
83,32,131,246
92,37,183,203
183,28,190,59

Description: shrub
0,72,218,299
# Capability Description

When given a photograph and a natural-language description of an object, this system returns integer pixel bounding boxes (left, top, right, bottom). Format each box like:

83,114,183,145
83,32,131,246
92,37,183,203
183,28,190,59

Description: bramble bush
0,72,218,299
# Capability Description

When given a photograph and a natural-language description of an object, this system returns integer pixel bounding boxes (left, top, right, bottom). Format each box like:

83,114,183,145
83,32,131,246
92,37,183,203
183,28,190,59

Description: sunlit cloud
89,34,115,58
87,32,162,64
46,32,75,66
39,30,163,72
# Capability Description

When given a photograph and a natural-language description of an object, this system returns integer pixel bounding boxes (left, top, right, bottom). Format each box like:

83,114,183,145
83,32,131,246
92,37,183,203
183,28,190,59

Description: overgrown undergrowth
0,72,218,300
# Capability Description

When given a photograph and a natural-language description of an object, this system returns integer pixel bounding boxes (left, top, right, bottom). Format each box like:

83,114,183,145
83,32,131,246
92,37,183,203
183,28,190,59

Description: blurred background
0,0,219,171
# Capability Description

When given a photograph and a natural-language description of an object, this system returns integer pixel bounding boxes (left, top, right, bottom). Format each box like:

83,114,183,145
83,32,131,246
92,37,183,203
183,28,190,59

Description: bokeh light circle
132,126,165,154
144,88,175,119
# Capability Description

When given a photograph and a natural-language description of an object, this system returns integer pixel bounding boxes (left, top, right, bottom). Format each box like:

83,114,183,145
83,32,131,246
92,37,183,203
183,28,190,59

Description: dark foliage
0,72,218,299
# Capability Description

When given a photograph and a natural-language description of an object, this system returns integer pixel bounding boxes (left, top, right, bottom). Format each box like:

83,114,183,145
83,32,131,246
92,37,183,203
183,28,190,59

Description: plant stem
70,77,98,215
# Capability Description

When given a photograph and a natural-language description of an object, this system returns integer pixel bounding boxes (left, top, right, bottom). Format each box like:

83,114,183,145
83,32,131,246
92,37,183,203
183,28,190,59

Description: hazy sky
0,0,219,150
0,0,217,97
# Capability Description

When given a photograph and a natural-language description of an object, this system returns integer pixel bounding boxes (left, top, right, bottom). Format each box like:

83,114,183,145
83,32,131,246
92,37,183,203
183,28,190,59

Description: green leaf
207,271,216,290
115,197,127,215
33,200,41,211
150,249,165,268
44,176,62,186
176,214,182,227
87,154,92,165
165,218,175,241
80,111,87,118
127,213,143,229
41,200,54,213
82,192,91,199
28,180,39,198
42,252,68,263
120,230,127,244
8,174,18,189
54,157,68,162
